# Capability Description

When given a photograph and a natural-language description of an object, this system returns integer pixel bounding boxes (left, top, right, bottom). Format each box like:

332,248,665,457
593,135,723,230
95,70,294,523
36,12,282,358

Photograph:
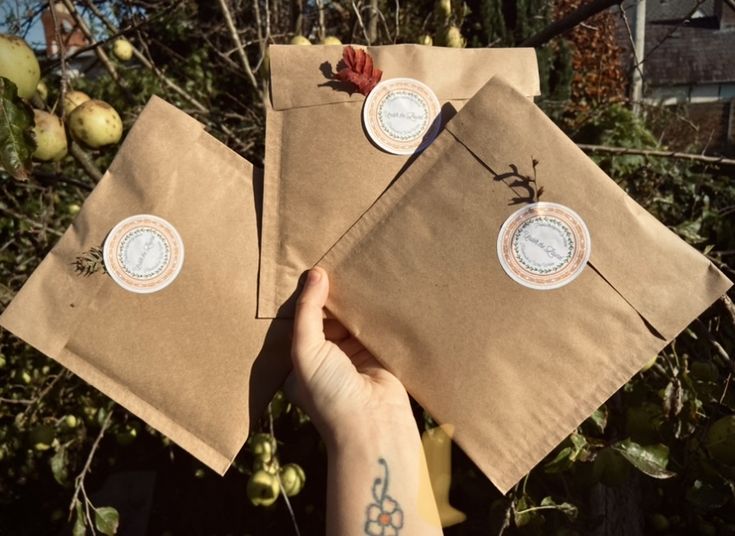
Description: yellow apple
63,90,90,117
290,35,311,45
112,38,133,61
32,110,68,161
35,80,48,101
247,470,280,506
249,432,275,462
69,99,123,148
321,36,342,45
279,463,306,497
445,26,465,48
0,34,41,99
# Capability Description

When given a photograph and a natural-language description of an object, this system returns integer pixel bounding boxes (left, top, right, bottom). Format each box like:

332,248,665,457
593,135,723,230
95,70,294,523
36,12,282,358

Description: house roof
646,0,715,22
643,22,735,85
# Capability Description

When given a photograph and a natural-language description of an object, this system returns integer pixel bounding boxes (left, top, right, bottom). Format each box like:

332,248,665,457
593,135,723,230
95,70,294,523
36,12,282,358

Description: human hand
285,267,415,449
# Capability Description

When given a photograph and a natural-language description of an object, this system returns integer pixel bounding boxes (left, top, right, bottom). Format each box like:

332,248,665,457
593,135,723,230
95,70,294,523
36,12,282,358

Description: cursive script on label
524,233,566,261
133,233,158,271
383,111,423,121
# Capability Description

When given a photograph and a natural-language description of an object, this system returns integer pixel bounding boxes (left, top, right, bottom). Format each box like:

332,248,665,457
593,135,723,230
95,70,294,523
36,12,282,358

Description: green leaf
513,495,535,527
556,502,578,520
540,496,579,520
72,500,87,536
612,439,676,479
544,446,573,473
50,446,69,485
94,506,119,535
0,77,35,181
586,405,608,434
544,432,589,473
569,432,588,459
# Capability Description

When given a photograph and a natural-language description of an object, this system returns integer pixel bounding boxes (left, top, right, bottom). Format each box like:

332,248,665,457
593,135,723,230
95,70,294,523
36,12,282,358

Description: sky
0,2,117,52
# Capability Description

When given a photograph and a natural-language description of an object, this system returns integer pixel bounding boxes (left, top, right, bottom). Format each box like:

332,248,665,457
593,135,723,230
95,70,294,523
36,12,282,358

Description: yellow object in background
422,424,467,528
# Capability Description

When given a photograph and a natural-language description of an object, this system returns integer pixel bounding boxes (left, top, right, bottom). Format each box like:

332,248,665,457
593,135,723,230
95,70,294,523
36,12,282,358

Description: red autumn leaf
334,46,383,96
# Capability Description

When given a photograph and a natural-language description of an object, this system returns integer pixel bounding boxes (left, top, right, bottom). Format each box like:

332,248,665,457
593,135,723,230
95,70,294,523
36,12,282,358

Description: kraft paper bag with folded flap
317,77,733,494
0,96,291,475
258,44,541,318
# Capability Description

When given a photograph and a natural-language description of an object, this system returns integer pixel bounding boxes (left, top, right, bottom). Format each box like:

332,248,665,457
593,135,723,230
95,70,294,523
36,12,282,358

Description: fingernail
307,268,322,285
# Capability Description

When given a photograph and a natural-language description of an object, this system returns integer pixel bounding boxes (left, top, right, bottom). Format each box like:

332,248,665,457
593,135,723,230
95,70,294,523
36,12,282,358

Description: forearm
325,416,443,536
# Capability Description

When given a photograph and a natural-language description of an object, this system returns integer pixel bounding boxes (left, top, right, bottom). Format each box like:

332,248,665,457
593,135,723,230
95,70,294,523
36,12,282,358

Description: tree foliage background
1,0,734,535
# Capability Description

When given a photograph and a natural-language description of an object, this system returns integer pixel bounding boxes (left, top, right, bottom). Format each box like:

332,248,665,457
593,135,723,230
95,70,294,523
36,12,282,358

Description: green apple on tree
253,456,279,475
0,34,41,99
112,38,133,61
444,25,465,48
69,100,123,148
115,422,141,446
63,90,90,117
247,469,280,507
290,35,311,45
321,36,342,45
32,110,67,161
706,415,735,465
279,463,306,497
29,424,55,451
63,415,78,429
35,80,48,102
437,0,452,18
249,432,276,462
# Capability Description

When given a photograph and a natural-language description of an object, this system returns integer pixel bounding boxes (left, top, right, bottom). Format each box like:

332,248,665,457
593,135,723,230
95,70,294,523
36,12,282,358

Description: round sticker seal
362,77,441,155
103,214,184,294
497,202,591,290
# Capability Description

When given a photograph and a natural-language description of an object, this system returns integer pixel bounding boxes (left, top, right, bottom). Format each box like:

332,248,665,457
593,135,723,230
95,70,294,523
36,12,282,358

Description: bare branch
520,0,620,47
78,0,251,152
216,0,260,91
59,0,120,82
68,408,114,519
352,0,371,43
316,0,326,41
42,3,178,74
47,1,69,116
0,205,63,237
577,144,735,166
637,0,707,69
368,0,379,43
69,141,103,182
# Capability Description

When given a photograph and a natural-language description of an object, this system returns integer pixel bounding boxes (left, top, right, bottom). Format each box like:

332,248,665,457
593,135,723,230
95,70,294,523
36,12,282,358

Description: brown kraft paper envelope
317,77,733,494
0,96,291,475
259,44,541,318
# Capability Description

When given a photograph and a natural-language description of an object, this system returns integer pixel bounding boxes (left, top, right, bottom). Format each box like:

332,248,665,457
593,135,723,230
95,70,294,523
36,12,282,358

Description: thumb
292,267,329,367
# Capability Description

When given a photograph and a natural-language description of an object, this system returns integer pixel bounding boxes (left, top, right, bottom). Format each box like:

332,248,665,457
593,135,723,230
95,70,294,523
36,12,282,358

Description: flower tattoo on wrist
364,458,404,536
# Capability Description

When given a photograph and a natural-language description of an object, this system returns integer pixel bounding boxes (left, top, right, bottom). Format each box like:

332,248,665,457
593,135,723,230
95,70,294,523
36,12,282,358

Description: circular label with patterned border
362,77,442,155
497,202,591,290
103,214,184,294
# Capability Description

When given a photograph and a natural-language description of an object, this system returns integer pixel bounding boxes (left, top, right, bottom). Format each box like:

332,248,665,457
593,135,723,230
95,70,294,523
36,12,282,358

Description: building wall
653,100,734,155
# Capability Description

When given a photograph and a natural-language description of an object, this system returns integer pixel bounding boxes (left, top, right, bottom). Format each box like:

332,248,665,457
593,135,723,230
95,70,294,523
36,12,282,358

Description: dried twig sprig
71,246,107,277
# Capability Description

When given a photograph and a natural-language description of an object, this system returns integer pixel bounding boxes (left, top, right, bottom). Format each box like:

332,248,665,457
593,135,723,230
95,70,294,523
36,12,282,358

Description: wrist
323,410,421,455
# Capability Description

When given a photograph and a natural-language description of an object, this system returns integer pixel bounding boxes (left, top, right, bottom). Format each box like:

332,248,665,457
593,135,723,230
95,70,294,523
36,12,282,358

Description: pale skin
286,267,443,536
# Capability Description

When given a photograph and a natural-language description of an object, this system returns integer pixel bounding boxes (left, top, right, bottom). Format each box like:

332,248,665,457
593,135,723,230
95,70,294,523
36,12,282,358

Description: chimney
715,0,735,29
